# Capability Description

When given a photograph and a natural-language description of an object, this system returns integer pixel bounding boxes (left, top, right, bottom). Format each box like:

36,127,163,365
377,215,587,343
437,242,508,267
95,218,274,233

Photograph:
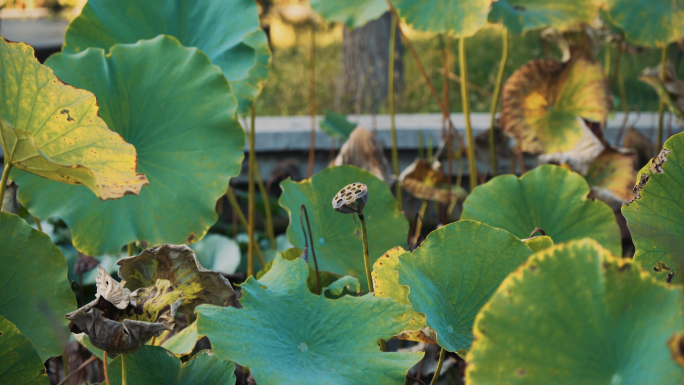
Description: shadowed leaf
488,0,599,34
311,0,388,28
399,159,468,204
603,0,684,48
318,110,357,141
584,149,637,205
0,316,49,385
391,0,491,37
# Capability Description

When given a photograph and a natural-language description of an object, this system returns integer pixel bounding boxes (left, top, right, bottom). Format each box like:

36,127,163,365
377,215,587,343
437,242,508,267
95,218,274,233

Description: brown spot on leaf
626,174,650,205
649,148,671,174
516,369,526,376
187,233,195,243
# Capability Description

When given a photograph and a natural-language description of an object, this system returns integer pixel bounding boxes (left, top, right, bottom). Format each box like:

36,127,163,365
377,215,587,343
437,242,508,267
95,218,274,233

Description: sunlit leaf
602,0,684,48
622,132,684,281
311,0,388,28
584,149,637,204
466,240,684,384
278,165,408,291
500,57,611,154
108,347,235,385
0,212,76,361
395,221,534,352
318,110,357,141
462,164,622,256
190,234,241,275
522,235,554,253
12,36,245,256
0,316,49,385
390,0,491,37
488,0,599,34
162,321,202,357
0,38,146,200
197,256,423,384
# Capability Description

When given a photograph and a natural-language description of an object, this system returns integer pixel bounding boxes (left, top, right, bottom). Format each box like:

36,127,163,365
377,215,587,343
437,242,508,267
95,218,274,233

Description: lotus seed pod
332,183,369,214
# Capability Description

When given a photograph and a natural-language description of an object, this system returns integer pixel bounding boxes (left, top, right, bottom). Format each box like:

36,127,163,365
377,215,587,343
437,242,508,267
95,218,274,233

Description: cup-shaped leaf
279,165,409,291
488,0,600,34
311,0,388,29
622,132,684,281
0,38,147,200
466,240,684,384
390,0,491,38
462,164,622,256
500,57,611,155
0,212,76,361
196,255,424,384
603,0,684,48
12,36,245,256
0,316,49,385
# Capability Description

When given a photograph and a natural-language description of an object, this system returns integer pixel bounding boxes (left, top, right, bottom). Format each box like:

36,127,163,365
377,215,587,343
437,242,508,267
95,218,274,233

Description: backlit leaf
602,0,684,48
311,0,388,28
488,0,599,34
390,0,491,37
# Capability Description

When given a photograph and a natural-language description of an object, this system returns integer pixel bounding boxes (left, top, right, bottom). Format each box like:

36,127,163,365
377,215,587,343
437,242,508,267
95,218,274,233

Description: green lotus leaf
62,0,260,83
395,221,533,352
279,165,409,291
311,0,388,29
108,347,236,385
499,57,611,154
0,38,147,200
162,321,202,356
522,235,554,253
0,212,76,361
462,164,622,256
372,246,437,345
118,244,235,314
196,256,424,384
12,36,245,256
190,234,241,275
584,149,637,203
466,240,684,384
0,316,49,385
602,0,684,48
622,132,684,281
318,110,357,141
232,30,272,116
488,0,599,35
390,0,490,37
74,333,105,360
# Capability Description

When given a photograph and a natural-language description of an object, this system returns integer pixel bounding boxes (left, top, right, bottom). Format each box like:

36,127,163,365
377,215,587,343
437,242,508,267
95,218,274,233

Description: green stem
248,105,257,277
0,163,12,208
459,38,478,191
411,200,428,247
121,354,126,385
418,132,424,159
488,29,508,177
33,216,42,232
127,242,134,256
604,42,611,77
656,46,668,153
427,137,433,162
389,13,402,210
358,211,374,292
254,165,275,250
430,347,446,385
225,188,266,268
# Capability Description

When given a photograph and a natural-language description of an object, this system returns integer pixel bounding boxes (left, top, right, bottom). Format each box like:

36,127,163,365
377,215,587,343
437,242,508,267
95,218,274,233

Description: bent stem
488,29,508,177
0,162,12,206
459,38,478,191
411,200,428,247
656,46,667,153
300,204,321,295
358,210,374,293
430,347,446,385
103,351,110,385
389,13,402,210
225,188,266,268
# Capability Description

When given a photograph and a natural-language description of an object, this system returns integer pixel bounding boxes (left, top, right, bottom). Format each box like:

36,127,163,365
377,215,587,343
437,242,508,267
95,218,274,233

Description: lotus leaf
399,159,468,204
584,149,637,203
118,244,235,314
0,212,76,361
62,0,260,83
232,30,271,116
12,36,245,256
318,110,357,141
462,164,622,256
488,0,599,35
395,221,533,352
500,57,611,155
162,321,202,356
74,333,104,359
639,63,684,119
390,0,491,38
0,38,146,200
602,0,684,48
311,0,388,28
623,132,684,281
0,316,49,385
196,256,424,384
466,240,684,384
279,165,409,291
372,246,437,344
108,347,236,385
522,235,554,253
190,234,241,275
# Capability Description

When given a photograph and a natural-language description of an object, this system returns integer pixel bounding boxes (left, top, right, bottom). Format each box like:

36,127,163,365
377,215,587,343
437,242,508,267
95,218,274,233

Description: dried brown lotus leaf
95,266,131,310
399,159,467,204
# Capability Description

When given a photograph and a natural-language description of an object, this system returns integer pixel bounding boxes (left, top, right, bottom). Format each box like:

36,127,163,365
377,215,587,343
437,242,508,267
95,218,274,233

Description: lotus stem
389,14,402,210
254,141,275,250
489,29,508,177
225,188,266,268
615,68,629,146
33,216,42,232
656,46,667,153
103,351,110,385
300,204,321,295
412,200,428,247
427,136,433,161
418,132,424,159
604,42,611,77
121,353,126,385
430,347,447,385
56,355,97,385
248,104,257,277
443,34,454,224
0,162,12,207
307,26,316,178
127,242,134,256
62,349,70,385
459,38,478,191
358,211,374,292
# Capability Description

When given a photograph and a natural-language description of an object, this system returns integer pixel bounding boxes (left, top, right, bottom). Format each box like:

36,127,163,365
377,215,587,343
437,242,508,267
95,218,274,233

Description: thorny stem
121,353,126,385
248,104,257,277
225,188,266,268
307,26,316,178
103,351,110,385
656,46,668,153
300,204,321,295
358,210,374,292
0,162,12,207
254,140,276,250
489,29,508,177
389,13,402,210
430,347,447,385
459,38,478,192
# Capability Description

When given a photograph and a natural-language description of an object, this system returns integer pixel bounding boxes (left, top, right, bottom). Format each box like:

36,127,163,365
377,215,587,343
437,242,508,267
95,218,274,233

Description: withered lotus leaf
117,244,235,314
584,149,637,205
639,62,684,118
499,57,611,155
399,159,468,204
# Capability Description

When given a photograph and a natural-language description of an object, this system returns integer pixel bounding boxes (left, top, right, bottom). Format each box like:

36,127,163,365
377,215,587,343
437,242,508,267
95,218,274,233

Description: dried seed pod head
332,182,368,214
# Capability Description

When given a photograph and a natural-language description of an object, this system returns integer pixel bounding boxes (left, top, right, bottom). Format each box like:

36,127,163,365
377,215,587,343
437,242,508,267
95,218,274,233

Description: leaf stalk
488,29,508,177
